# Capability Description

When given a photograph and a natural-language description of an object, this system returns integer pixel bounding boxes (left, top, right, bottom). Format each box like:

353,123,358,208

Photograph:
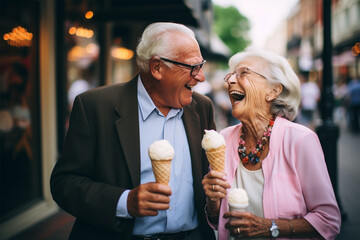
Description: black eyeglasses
224,67,267,83
160,57,206,77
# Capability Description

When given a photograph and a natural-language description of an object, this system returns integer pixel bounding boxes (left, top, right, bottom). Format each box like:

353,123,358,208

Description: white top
228,163,265,240
233,163,264,217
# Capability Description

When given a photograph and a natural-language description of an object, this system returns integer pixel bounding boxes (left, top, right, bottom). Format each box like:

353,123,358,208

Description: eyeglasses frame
224,67,267,83
160,57,206,76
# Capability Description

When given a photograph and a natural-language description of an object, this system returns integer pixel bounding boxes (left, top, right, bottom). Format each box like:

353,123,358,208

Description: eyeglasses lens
224,68,251,82
224,73,234,82
191,63,205,76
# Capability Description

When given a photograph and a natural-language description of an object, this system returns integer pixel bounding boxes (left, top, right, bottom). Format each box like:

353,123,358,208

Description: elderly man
50,22,216,240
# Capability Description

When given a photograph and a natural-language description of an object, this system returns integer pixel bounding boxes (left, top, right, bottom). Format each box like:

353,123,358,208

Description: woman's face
225,58,272,121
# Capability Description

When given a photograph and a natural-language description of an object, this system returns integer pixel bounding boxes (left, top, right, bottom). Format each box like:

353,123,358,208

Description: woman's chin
231,110,243,121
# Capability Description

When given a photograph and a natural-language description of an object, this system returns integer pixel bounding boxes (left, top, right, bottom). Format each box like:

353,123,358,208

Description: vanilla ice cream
148,139,174,184
201,129,226,150
148,139,174,161
228,188,249,211
201,129,226,172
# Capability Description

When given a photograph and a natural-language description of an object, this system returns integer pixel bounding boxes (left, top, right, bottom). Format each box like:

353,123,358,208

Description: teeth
185,84,193,90
229,90,245,101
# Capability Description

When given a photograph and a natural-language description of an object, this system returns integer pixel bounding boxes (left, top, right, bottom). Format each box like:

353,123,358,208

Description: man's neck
140,73,171,116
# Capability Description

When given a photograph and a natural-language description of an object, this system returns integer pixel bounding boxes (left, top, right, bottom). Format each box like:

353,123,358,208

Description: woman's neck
241,114,272,145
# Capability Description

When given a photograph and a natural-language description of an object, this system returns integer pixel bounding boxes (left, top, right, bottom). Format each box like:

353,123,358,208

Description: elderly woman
202,49,341,240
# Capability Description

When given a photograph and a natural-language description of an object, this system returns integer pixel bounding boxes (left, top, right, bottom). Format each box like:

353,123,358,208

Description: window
0,0,42,222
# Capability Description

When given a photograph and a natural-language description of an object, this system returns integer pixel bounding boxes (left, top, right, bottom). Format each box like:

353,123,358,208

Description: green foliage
213,5,251,54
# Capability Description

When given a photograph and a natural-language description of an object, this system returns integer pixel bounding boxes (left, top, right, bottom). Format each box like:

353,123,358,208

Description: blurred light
69,27,76,35
111,47,134,60
85,11,94,19
351,42,360,56
68,26,94,38
68,43,99,62
85,30,94,38
75,27,94,38
3,26,33,47
68,45,85,61
86,43,97,54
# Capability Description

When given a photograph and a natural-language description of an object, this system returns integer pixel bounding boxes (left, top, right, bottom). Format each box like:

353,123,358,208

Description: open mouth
229,90,245,101
185,84,193,91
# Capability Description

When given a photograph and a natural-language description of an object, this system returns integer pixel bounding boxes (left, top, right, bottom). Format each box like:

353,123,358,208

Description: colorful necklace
238,115,276,165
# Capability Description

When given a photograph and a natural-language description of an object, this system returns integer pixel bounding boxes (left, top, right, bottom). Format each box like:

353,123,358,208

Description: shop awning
64,0,199,27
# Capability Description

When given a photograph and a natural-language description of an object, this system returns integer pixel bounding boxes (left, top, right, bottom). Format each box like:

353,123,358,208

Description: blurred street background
1,0,359,239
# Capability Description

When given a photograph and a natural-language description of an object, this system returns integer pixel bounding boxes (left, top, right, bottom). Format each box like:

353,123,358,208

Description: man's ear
266,83,283,102
149,57,163,80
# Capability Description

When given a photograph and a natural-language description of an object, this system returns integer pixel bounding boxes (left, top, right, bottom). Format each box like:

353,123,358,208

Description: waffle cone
151,159,172,184
205,145,225,172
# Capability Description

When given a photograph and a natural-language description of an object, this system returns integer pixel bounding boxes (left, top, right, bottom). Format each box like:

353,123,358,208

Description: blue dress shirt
116,77,198,236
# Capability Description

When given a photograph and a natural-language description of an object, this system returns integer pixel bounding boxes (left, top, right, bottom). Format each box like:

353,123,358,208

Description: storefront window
0,1,42,222
64,19,100,130
56,1,102,138
111,25,135,84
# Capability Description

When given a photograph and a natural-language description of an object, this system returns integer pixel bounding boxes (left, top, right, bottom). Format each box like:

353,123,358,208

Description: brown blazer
50,76,216,239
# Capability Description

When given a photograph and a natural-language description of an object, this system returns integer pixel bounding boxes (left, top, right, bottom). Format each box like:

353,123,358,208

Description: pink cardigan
212,117,341,240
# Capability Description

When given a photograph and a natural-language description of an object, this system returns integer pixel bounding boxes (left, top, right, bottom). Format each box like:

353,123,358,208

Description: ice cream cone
228,202,249,212
148,139,174,185
151,159,172,184
202,130,226,173
205,145,226,172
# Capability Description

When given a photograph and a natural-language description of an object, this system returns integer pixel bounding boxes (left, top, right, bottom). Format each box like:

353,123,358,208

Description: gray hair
136,22,196,73
228,48,301,121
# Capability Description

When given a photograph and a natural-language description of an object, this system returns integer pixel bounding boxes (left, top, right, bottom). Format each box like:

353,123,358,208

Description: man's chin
180,97,193,108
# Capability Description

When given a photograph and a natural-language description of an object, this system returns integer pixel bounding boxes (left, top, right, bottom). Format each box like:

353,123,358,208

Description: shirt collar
137,76,183,121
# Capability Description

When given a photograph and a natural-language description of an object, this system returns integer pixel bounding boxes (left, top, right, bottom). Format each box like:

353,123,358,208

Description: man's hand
127,182,172,217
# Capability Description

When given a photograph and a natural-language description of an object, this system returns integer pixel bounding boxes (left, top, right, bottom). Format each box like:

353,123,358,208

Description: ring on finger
236,227,241,234
212,185,215,191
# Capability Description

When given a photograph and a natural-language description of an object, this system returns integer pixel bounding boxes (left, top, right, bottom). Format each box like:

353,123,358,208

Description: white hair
228,48,301,121
136,22,196,73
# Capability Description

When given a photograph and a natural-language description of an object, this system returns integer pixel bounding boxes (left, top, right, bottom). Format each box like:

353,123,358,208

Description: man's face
156,34,205,110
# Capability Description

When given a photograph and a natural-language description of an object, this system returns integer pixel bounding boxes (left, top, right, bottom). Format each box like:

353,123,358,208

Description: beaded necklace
238,115,276,165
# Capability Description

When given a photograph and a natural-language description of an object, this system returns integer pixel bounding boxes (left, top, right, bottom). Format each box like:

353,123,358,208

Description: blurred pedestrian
347,76,360,132
333,75,349,126
299,71,320,130
50,22,216,240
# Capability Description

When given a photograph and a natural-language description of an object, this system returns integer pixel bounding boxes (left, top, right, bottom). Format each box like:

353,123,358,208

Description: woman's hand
202,170,230,203
202,170,230,222
224,211,270,238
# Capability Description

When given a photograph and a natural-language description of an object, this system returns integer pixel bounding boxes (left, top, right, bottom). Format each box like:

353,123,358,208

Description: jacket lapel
114,77,140,187
182,100,203,194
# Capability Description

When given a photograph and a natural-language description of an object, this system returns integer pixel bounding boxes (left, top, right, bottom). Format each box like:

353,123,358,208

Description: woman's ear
266,83,283,102
149,57,163,80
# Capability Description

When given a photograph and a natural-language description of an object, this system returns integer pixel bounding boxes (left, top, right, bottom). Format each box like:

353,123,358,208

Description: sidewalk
9,210,74,240
9,123,360,240
336,121,360,239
